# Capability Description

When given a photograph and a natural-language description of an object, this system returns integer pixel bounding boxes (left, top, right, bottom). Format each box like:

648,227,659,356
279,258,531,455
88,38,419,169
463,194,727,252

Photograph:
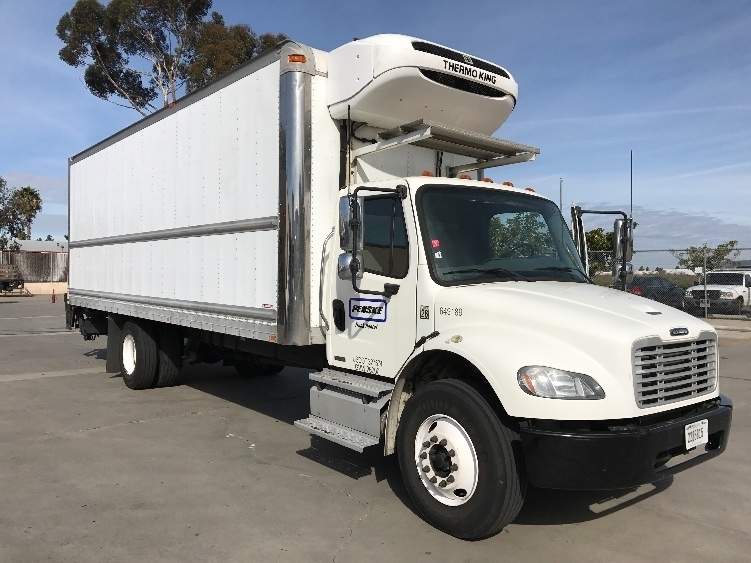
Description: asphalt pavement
0,296,749,562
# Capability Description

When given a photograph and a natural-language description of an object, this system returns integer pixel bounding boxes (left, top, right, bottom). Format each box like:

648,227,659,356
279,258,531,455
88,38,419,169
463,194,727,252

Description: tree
57,0,286,115
9,186,43,240
184,12,286,91
1,178,43,248
489,212,555,258
672,242,739,271
45,234,55,241
585,228,614,275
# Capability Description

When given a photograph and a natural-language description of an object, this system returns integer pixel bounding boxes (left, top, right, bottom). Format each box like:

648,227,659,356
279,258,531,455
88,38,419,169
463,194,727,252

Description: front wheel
396,379,525,539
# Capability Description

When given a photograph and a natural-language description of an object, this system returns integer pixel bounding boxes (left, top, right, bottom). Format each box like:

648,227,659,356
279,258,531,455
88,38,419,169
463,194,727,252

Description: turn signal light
458,174,472,180
481,177,493,183
288,54,307,63
421,170,434,176
501,180,514,187
524,187,536,192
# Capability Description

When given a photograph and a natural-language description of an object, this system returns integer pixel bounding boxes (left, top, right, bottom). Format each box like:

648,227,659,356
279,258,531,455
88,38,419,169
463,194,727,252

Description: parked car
628,275,686,310
685,270,751,315
0,264,23,292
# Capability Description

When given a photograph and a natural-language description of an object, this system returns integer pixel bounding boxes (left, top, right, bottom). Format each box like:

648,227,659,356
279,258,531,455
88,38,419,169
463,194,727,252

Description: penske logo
442,59,498,85
349,298,387,323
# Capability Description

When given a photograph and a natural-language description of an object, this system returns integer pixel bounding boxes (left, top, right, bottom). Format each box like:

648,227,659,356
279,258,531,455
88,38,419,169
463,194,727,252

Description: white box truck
65,34,732,539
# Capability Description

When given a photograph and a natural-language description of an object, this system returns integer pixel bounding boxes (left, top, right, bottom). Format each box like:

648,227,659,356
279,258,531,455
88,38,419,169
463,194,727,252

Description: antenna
630,150,633,219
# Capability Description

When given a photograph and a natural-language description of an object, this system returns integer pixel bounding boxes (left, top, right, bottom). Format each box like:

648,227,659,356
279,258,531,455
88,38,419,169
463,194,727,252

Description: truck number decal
354,355,382,375
349,298,387,323
439,306,463,317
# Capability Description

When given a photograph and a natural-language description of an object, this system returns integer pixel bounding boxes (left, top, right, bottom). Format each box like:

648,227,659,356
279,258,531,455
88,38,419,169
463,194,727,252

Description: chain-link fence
589,246,751,321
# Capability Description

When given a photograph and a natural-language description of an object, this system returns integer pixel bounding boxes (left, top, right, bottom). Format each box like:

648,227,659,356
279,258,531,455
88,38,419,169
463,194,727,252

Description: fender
383,346,497,455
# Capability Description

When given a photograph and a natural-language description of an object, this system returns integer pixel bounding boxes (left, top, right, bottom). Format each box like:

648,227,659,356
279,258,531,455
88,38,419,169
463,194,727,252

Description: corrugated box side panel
69,61,280,311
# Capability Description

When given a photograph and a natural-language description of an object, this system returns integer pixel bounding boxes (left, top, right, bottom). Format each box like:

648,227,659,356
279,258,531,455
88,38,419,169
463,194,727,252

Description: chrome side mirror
339,196,363,251
613,218,633,263
337,252,362,280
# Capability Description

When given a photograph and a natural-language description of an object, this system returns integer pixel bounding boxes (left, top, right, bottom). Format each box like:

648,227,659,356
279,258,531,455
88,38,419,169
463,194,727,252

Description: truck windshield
417,185,588,285
705,273,743,285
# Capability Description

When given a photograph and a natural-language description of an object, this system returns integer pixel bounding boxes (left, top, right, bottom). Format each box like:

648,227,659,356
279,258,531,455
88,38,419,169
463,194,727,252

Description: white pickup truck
685,270,751,315
65,34,732,539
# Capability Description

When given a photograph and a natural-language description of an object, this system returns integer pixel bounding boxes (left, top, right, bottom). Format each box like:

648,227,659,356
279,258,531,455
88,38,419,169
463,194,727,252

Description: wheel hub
122,334,137,375
414,414,478,506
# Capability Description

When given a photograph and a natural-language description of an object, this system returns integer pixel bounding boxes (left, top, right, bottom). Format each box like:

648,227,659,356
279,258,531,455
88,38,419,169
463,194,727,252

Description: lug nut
439,480,447,488
448,449,455,457
446,475,455,483
422,441,430,448
430,476,437,483
430,436,438,443
419,452,427,460
422,465,431,473
439,438,447,446
451,463,458,471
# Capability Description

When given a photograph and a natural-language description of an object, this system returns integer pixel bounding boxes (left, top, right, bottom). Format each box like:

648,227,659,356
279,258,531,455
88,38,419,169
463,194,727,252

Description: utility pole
559,177,563,210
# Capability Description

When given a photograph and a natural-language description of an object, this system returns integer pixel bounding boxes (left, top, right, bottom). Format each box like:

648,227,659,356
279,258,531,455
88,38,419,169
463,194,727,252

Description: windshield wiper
442,267,532,281
533,266,592,282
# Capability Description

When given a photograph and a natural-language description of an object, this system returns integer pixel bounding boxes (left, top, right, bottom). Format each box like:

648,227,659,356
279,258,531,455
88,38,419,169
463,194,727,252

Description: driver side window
361,196,409,279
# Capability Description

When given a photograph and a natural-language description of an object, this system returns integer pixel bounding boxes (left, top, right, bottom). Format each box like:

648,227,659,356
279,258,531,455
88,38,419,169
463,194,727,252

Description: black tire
234,357,284,377
396,379,525,540
120,321,158,390
734,298,744,316
155,326,182,387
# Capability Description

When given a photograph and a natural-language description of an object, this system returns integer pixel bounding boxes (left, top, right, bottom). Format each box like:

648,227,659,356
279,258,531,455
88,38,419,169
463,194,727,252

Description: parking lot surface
1,296,749,562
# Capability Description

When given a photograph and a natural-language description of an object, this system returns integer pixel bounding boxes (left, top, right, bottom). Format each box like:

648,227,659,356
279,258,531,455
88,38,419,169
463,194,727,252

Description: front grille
692,290,720,299
633,336,717,408
412,41,510,79
419,69,508,98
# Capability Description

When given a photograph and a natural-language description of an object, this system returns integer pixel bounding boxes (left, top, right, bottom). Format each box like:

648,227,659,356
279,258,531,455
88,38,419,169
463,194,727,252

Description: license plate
685,419,709,450
700,299,710,308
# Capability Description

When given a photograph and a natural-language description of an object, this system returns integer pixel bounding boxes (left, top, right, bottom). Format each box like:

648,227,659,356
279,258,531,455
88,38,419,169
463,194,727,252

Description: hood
430,281,717,419
436,281,714,344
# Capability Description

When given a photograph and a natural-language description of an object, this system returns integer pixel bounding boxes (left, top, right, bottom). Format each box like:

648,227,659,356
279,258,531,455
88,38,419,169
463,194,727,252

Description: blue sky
1,0,750,260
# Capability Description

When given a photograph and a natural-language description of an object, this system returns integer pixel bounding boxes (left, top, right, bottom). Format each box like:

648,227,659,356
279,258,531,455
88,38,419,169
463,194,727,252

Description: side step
309,369,393,399
295,369,395,452
294,416,379,453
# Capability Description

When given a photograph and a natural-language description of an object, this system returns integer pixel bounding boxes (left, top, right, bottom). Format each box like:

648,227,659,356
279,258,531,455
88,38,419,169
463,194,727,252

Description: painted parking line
0,331,78,338
0,315,65,320
0,367,106,383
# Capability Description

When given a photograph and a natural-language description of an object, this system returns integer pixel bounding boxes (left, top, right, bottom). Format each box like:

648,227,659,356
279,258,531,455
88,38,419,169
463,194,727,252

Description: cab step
294,416,379,452
295,369,394,452
309,368,394,398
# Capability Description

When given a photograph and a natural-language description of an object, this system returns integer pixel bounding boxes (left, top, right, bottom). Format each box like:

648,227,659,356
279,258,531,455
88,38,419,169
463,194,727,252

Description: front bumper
519,395,732,490
685,297,741,311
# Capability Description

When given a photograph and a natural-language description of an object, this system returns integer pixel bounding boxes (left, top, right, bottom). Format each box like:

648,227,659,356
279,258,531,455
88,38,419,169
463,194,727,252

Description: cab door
327,181,418,379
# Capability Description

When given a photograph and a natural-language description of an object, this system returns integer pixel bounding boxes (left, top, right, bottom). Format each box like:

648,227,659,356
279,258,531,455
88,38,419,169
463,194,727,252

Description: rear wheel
121,321,158,390
155,326,182,387
734,298,744,316
396,379,525,539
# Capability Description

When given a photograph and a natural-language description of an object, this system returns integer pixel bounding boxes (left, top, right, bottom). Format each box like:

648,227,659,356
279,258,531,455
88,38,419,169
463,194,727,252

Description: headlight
517,366,605,400
720,291,734,298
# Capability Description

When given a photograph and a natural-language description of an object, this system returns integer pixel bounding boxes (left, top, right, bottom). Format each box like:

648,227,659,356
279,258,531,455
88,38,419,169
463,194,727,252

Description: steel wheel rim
414,414,478,506
122,334,137,375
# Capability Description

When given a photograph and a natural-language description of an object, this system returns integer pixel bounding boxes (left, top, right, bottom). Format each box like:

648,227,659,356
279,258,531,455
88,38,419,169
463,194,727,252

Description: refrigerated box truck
65,34,732,539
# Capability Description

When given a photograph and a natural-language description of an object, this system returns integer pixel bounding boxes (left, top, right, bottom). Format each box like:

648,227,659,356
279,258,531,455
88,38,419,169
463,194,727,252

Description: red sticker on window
431,239,441,249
